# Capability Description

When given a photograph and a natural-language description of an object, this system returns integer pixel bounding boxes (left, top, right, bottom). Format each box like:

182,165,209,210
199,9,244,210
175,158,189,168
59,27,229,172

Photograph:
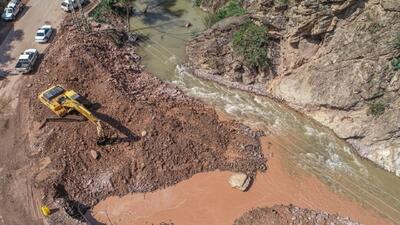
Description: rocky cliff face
187,0,400,175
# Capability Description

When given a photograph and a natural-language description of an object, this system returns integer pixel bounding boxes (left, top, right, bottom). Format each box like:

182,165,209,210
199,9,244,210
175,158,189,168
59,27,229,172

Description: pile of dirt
234,205,361,225
22,22,266,208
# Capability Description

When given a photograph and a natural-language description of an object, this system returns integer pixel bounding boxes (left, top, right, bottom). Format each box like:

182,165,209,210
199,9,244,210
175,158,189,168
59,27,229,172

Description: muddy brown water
93,0,400,224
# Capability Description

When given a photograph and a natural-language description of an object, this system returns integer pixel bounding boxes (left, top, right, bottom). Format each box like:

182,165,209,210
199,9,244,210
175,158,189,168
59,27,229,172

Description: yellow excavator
38,85,107,145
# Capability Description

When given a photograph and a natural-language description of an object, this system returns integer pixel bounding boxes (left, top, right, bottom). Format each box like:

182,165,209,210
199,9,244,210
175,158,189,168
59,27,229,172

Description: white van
61,0,86,12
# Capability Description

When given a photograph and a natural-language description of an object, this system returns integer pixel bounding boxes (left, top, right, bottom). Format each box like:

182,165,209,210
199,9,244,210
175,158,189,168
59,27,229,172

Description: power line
133,35,400,217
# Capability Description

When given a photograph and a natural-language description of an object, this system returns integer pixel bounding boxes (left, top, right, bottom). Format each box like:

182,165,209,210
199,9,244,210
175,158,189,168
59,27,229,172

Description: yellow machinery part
41,205,51,217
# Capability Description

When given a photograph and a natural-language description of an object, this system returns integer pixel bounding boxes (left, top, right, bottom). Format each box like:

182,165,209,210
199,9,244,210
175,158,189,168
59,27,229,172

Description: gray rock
90,150,99,160
229,173,251,191
380,0,400,12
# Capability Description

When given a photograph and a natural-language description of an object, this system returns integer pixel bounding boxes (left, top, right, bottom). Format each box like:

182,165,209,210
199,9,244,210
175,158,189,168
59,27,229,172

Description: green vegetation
90,0,116,23
232,21,268,70
203,0,246,28
367,102,386,117
193,0,202,7
90,0,135,31
368,22,381,34
391,57,400,70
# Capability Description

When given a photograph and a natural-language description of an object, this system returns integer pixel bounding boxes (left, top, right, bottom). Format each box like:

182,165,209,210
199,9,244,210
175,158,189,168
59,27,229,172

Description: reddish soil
234,205,361,225
21,21,266,209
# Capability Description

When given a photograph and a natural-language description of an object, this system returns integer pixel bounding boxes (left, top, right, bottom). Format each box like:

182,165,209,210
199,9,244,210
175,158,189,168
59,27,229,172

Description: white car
15,49,39,73
1,0,23,21
61,0,86,12
35,25,53,43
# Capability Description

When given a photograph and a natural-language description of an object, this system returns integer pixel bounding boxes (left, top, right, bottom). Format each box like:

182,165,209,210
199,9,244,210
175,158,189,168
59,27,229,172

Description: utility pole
69,0,91,32
69,0,81,31
76,0,91,32
122,0,136,32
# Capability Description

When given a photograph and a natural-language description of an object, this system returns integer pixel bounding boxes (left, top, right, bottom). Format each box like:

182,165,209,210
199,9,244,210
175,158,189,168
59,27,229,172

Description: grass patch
367,102,386,117
203,0,245,28
232,21,268,70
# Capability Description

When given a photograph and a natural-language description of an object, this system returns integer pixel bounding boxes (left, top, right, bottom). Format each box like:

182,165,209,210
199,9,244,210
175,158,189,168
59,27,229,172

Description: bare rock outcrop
187,0,400,175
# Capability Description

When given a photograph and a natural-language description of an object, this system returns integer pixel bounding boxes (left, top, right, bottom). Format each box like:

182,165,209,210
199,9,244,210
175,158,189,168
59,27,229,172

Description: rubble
234,205,362,225
90,150,99,160
22,23,267,208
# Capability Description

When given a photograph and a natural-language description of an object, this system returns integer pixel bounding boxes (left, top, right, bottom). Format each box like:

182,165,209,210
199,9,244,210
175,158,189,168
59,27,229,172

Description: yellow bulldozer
38,85,107,145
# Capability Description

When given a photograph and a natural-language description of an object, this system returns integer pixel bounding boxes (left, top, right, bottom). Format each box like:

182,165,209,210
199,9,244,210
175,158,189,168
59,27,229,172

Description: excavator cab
38,85,108,145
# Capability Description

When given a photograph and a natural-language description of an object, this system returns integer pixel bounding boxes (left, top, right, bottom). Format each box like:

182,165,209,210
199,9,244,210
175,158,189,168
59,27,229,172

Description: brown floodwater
92,135,393,225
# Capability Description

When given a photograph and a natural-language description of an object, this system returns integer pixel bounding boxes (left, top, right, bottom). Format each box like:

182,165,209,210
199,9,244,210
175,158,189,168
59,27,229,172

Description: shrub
202,13,220,28
193,0,202,7
367,102,386,117
391,57,400,70
90,0,116,23
368,22,381,34
90,0,132,23
203,0,245,27
232,21,268,69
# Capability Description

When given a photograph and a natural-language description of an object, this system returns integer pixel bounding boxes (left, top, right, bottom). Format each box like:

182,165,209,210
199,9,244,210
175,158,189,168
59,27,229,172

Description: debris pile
234,205,361,225
23,23,266,207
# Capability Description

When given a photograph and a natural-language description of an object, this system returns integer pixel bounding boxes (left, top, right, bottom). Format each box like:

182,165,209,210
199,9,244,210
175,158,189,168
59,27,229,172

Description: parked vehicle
61,0,86,12
15,49,39,73
1,0,23,21
35,25,53,43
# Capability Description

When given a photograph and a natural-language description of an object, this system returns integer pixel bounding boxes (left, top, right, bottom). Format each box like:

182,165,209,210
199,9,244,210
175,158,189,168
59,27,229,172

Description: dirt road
0,0,64,224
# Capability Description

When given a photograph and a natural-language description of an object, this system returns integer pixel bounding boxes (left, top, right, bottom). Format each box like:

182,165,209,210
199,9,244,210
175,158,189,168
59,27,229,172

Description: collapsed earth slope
187,0,400,175
22,22,266,207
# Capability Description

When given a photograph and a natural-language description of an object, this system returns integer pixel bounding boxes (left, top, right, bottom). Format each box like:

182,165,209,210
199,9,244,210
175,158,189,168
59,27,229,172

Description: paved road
0,0,64,224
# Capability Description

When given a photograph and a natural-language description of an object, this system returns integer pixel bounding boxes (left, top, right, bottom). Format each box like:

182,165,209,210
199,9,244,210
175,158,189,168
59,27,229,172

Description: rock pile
234,205,362,225
22,24,267,207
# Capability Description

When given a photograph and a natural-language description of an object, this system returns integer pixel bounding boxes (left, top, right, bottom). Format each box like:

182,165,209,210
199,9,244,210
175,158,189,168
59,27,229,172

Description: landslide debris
23,22,266,208
234,205,361,225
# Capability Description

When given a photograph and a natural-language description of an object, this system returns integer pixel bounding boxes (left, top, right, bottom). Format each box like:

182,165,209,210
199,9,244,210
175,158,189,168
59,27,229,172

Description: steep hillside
187,0,400,175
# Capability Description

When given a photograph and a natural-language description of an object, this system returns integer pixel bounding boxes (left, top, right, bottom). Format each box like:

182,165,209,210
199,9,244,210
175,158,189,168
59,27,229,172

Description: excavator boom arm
59,98,106,144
